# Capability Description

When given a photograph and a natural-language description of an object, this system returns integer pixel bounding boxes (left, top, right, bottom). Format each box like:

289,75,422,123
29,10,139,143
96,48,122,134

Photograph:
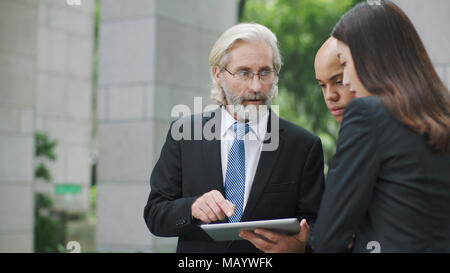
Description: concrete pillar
394,0,450,88
0,0,94,252
96,0,237,252
34,0,95,213
0,0,38,252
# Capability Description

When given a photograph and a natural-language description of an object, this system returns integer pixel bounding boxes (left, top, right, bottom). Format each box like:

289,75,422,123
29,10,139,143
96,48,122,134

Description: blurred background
0,0,448,253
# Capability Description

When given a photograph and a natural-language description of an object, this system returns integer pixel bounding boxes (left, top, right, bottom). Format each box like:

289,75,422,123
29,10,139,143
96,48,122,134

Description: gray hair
209,23,282,105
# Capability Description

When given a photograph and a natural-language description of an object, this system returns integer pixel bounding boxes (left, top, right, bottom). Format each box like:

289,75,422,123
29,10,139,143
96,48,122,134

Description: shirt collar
220,106,269,142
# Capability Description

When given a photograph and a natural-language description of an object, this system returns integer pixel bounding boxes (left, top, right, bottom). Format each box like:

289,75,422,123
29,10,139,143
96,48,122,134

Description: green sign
55,184,82,195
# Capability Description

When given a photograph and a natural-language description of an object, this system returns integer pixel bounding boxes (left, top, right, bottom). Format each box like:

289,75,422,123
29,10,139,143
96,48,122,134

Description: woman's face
336,40,372,98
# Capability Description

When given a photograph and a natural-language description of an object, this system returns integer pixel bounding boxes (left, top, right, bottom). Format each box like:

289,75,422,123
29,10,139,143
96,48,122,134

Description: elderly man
144,23,324,253
240,37,354,252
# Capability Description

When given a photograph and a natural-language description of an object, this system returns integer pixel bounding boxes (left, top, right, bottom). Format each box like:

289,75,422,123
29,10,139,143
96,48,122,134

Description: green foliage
90,185,97,210
241,0,359,168
34,132,57,182
35,163,52,182
34,132,66,253
34,193,66,253
34,132,57,185
35,132,57,163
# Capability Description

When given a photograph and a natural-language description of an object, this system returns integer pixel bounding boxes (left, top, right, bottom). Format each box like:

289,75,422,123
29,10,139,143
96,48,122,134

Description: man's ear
213,66,222,85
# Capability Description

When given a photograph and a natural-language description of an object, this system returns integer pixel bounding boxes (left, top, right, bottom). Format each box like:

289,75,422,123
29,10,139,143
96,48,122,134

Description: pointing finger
211,190,235,217
205,194,225,220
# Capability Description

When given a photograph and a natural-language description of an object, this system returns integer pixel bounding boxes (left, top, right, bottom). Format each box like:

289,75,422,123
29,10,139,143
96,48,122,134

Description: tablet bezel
200,218,300,241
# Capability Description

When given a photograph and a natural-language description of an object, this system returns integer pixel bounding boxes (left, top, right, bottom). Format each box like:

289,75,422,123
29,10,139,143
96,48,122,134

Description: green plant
34,132,66,253
241,0,362,170
90,185,97,210
34,132,57,182
34,193,66,253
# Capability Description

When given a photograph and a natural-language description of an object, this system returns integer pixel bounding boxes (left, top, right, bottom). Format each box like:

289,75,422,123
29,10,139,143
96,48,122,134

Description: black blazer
313,96,450,253
144,107,325,253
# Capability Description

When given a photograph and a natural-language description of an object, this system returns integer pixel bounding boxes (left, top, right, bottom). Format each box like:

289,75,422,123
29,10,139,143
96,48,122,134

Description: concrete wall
0,0,94,252
96,0,237,252
34,0,94,213
394,0,450,88
0,0,38,252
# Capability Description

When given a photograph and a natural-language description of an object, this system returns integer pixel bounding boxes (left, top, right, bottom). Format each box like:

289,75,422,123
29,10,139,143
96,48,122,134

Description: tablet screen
200,218,300,241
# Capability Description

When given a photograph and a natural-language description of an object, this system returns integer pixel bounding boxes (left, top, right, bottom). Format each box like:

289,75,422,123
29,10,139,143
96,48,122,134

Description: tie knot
233,122,249,140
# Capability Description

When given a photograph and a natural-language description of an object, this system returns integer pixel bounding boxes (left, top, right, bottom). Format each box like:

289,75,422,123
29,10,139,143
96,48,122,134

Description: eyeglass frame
222,67,279,84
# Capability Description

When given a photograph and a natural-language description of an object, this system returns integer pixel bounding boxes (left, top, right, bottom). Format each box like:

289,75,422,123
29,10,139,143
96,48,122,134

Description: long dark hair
332,0,450,154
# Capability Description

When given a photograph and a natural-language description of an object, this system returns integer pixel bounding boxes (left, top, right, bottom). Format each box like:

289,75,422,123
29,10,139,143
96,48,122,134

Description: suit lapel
241,110,285,221
202,107,225,195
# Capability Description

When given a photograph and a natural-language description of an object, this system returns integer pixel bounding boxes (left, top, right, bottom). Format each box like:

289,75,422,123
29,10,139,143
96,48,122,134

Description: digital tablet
200,218,299,241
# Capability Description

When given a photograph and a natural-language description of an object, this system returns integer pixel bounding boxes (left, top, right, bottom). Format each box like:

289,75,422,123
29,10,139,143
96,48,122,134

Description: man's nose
325,86,339,101
248,74,263,92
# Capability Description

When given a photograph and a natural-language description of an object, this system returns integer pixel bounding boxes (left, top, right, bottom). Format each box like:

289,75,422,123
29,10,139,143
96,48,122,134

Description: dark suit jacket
144,107,325,253
313,96,450,253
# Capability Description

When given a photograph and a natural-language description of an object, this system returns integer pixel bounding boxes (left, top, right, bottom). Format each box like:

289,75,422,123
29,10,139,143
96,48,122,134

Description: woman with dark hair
312,0,450,252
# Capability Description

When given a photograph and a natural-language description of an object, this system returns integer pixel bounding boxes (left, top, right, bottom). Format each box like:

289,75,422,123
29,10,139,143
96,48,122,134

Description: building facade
96,0,237,252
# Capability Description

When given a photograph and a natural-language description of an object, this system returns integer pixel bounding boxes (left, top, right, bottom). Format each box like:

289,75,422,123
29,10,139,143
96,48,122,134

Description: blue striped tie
225,122,249,223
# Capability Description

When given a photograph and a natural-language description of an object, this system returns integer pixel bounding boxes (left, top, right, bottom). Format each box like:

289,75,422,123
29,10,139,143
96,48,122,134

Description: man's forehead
315,38,338,63
227,40,273,68
315,60,343,81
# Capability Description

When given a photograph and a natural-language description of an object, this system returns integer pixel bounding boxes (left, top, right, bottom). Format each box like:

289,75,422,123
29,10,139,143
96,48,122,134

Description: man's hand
239,219,310,253
191,190,235,223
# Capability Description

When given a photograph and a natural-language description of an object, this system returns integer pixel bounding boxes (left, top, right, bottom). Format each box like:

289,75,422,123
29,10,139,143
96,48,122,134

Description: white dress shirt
220,106,269,210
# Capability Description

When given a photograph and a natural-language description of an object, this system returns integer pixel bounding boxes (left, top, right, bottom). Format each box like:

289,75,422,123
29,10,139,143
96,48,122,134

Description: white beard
221,79,276,122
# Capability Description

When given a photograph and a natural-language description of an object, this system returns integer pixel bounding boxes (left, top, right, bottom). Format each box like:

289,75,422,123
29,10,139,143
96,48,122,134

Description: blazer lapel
202,107,225,195
241,110,285,221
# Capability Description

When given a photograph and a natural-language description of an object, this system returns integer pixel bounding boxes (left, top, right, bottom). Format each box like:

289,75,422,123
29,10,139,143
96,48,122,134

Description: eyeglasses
223,68,278,84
